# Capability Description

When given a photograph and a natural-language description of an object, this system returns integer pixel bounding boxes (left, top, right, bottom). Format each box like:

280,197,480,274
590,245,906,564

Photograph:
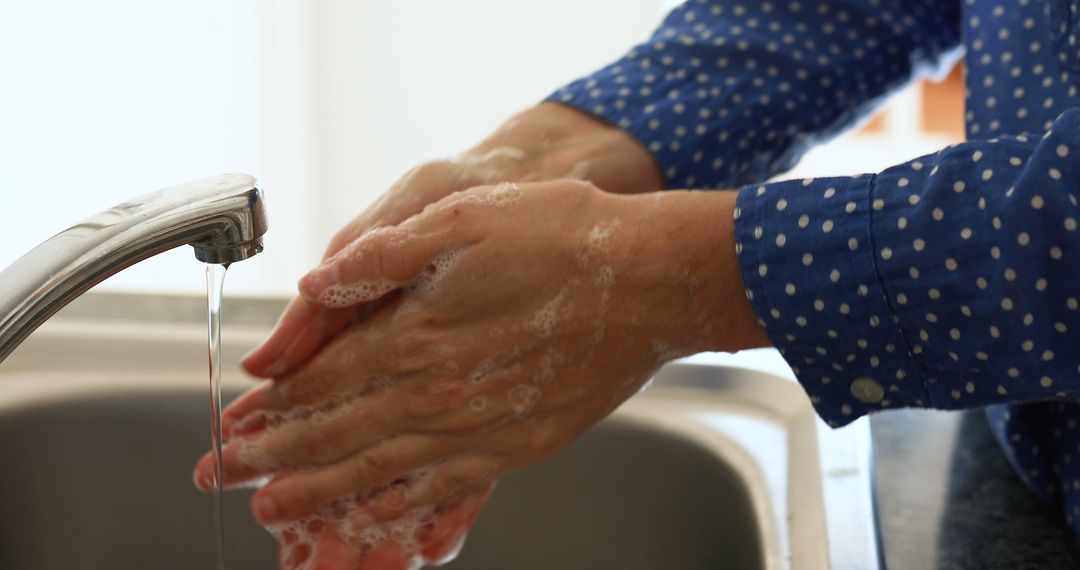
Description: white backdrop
0,0,941,296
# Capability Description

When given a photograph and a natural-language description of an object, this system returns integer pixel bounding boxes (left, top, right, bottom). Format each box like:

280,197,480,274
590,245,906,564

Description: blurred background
0,0,964,296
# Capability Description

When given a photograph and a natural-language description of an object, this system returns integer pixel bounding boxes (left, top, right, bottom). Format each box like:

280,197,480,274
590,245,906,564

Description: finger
420,484,494,563
359,457,498,525
220,382,287,438
310,525,364,570
278,540,314,570
196,378,448,489
422,526,467,566
250,434,461,523
225,297,425,440
241,296,357,379
224,330,401,439
260,302,418,409
357,541,410,570
321,160,481,261
298,205,480,308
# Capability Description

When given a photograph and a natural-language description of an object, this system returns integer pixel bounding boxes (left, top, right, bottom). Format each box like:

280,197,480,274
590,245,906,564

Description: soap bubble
452,147,526,183
585,220,620,253
565,160,592,180
317,279,398,309
414,248,465,297
507,385,541,418
265,469,443,569
526,287,568,338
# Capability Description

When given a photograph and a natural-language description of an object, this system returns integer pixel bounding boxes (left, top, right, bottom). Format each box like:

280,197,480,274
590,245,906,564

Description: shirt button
850,377,885,404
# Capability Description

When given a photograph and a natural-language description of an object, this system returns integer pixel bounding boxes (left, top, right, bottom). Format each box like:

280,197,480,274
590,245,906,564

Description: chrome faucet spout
0,173,268,363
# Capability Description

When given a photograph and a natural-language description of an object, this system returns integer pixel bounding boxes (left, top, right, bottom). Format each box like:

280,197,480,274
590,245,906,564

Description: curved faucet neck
0,173,267,364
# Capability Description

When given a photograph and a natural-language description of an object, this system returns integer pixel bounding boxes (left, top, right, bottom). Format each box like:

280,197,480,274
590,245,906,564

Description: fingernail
221,415,237,438
193,467,213,491
348,508,375,528
254,493,280,523
300,263,341,300
240,346,260,367
264,359,288,378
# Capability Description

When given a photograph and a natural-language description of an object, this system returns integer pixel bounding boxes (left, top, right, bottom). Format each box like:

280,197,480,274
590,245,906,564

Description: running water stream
206,263,228,570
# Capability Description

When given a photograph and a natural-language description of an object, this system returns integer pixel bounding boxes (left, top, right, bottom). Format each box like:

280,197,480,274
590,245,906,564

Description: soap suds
267,468,440,570
451,181,524,209
317,279,398,309
452,147,526,184
527,287,569,338
507,385,541,418
565,160,592,180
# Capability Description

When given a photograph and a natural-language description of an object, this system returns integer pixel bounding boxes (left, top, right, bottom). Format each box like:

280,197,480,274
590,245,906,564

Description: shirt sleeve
735,109,1080,427
546,0,961,189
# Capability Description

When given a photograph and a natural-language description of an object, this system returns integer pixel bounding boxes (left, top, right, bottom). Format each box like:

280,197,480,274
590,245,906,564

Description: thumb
299,216,474,309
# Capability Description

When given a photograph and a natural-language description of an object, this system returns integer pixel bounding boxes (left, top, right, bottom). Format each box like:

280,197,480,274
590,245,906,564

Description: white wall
308,0,667,242
0,0,669,296
0,0,266,293
0,1,936,298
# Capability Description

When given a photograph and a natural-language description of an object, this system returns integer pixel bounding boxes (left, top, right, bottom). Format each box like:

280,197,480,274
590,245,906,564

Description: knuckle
327,223,361,256
370,241,388,276
552,178,597,199
415,161,451,180
390,331,437,371
299,429,336,463
407,394,442,419
372,481,411,517
527,419,570,459
434,470,471,499
275,482,317,518
425,381,470,407
409,381,472,420
565,178,598,192
277,374,323,406
404,398,428,420
395,329,431,356
347,452,387,489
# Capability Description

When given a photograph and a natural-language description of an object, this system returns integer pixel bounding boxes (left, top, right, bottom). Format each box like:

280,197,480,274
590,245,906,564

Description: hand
271,484,493,570
194,180,767,566
241,102,664,383
204,103,662,569
319,102,662,263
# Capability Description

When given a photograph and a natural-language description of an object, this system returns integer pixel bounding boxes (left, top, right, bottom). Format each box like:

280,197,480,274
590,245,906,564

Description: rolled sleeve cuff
734,176,928,427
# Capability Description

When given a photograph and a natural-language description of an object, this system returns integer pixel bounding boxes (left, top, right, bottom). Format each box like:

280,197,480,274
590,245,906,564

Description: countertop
872,409,1080,569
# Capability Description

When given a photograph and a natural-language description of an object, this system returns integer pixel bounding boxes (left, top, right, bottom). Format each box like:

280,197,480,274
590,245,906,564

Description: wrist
645,190,770,354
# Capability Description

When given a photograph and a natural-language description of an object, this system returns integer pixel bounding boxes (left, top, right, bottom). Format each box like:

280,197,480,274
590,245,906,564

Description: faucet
0,173,267,363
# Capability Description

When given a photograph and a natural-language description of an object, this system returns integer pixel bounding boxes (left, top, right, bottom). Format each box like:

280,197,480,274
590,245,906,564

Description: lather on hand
196,176,766,569
194,103,676,569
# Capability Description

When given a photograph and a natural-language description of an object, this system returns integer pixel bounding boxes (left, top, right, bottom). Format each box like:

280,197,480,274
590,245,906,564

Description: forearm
737,110,1080,426
663,190,770,352
616,189,769,357
547,0,962,189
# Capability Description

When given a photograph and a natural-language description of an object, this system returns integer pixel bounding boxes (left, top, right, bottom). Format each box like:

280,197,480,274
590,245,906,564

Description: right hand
318,102,663,260
243,103,663,381
228,103,663,569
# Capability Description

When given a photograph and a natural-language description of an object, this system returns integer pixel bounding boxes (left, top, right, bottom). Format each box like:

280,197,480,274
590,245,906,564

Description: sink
0,292,880,569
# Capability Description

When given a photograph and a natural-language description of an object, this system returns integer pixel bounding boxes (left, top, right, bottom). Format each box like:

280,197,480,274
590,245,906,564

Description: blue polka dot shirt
550,0,1080,536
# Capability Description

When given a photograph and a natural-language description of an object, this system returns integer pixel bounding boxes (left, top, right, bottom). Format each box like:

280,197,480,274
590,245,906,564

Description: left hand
194,179,766,566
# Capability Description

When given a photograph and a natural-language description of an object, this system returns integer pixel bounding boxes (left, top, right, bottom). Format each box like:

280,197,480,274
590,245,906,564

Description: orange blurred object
855,62,965,142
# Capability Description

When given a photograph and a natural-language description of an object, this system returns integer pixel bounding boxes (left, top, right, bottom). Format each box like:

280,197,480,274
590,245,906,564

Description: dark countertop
872,409,1080,569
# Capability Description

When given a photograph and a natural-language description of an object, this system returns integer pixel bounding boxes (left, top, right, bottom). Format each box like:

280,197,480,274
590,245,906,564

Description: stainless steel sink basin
0,293,880,569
